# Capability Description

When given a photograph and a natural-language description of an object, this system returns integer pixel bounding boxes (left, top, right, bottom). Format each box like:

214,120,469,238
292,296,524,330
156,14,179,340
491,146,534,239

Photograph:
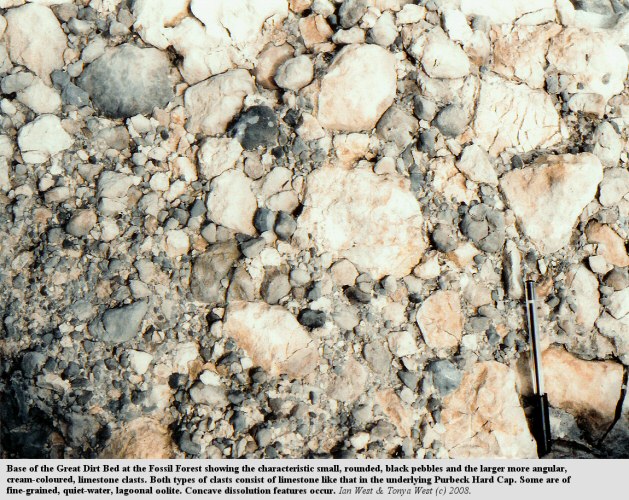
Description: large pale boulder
416,291,464,350
198,138,243,181
442,361,538,458
421,29,470,79
294,167,425,278
461,0,556,25
500,153,603,254
133,0,190,50
190,0,288,44
4,4,67,83
318,44,396,132
548,28,628,103
100,418,174,458
222,301,320,378
472,74,561,156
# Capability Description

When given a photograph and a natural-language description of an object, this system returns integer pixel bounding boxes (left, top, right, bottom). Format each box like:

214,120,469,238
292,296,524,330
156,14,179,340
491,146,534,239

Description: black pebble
298,309,326,329
230,106,279,150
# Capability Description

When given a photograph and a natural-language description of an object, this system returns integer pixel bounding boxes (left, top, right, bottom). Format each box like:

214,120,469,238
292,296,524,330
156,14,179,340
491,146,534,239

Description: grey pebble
21,352,46,378
254,208,276,233
398,370,420,391
240,237,265,258
261,273,291,305
62,84,91,107
433,104,469,137
431,224,457,252
298,309,326,329
229,105,279,151
92,301,148,344
428,360,462,396
413,96,437,121
274,211,296,240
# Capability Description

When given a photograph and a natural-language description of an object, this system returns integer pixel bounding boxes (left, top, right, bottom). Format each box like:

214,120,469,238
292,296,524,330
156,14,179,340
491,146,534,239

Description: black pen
525,280,552,456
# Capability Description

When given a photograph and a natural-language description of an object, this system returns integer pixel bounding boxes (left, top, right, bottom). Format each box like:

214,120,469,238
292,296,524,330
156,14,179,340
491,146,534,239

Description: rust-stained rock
327,357,368,403
416,291,463,350
586,222,629,268
295,166,425,279
442,361,537,458
543,347,624,439
223,301,319,378
318,44,396,132
492,24,562,89
375,389,414,438
100,417,175,459
501,153,603,254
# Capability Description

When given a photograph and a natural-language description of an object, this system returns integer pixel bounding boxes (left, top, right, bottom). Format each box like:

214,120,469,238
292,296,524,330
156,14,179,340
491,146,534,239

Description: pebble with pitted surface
0,0,628,459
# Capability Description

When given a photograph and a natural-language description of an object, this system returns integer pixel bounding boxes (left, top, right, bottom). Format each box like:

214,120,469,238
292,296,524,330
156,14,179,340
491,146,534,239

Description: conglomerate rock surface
0,0,628,459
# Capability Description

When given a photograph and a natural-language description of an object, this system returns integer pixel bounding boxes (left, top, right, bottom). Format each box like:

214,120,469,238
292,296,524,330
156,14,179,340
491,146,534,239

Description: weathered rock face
184,69,256,135
547,28,628,103
294,167,425,279
223,302,319,378
492,24,562,89
501,153,603,254
78,44,174,118
461,0,556,25
416,291,464,350
442,361,537,458
190,0,288,45
3,0,629,463
473,74,561,157
542,347,623,439
4,4,67,84
318,44,396,132
100,418,174,458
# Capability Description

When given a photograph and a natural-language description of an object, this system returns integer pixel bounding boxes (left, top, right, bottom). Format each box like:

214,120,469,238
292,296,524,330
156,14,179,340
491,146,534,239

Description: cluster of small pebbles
1,0,628,460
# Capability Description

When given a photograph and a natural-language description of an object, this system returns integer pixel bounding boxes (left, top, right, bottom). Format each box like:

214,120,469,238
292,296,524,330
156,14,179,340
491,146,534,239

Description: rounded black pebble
230,105,279,150
298,309,326,329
